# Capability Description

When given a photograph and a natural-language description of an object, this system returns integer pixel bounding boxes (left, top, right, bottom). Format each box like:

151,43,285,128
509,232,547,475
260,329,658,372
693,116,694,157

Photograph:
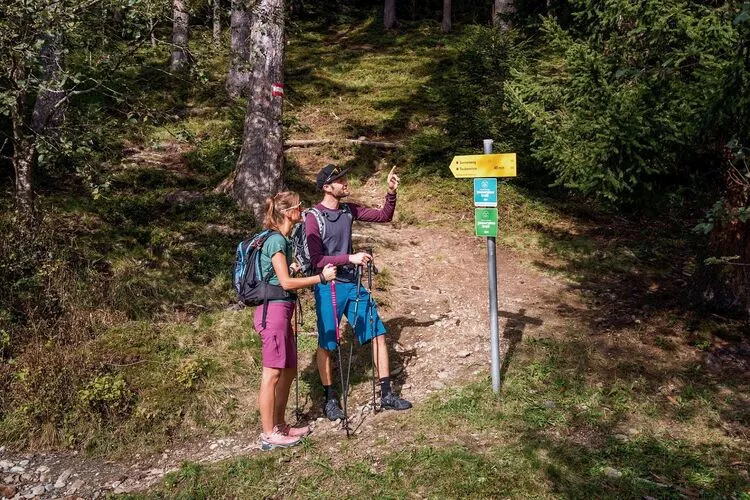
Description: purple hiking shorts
254,301,297,369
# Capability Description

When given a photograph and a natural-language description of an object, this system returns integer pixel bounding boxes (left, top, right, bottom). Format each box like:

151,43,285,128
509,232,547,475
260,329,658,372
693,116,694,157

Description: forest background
0,0,749,497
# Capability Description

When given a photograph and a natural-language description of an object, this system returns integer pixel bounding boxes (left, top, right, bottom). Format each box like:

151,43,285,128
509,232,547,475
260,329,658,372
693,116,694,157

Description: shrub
506,1,748,204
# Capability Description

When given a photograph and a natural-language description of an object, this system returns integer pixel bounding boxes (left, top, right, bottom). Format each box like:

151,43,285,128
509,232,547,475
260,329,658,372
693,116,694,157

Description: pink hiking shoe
260,430,301,451
276,423,312,438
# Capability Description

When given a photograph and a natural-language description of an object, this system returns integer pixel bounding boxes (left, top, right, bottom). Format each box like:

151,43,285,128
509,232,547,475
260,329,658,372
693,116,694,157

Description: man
306,163,412,420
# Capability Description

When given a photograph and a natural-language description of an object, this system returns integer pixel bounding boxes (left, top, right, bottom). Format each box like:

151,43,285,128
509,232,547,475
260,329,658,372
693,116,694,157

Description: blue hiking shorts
314,281,387,351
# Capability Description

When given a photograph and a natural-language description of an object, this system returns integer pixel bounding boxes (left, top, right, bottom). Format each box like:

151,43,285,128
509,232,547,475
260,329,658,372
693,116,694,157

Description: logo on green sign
475,208,498,237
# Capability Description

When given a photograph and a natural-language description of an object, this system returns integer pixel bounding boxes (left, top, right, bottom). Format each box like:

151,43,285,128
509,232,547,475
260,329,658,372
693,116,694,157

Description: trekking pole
366,248,377,413
331,280,350,436
342,265,363,437
293,297,302,423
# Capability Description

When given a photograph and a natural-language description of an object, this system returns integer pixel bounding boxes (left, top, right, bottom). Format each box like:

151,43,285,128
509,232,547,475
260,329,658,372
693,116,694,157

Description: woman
255,191,336,451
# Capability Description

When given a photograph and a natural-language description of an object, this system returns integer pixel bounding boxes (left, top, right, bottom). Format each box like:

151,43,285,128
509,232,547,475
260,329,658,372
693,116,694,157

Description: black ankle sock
324,385,335,401
380,377,392,397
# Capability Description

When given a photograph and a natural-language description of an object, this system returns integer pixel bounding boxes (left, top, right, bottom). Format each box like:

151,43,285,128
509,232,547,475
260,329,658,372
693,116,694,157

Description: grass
136,329,750,498
2,8,749,500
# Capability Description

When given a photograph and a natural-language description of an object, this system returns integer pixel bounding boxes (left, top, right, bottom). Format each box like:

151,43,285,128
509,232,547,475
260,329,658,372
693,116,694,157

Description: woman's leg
259,366,282,435
274,367,296,426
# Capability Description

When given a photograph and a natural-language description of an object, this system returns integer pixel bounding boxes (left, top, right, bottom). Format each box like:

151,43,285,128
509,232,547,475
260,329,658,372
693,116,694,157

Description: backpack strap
255,229,281,283
256,229,284,330
307,207,327,240
309,204,352,242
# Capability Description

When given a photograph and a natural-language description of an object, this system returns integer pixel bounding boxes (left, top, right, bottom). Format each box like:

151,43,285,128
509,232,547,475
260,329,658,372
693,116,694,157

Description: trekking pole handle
365,247,373,289
355,265,363,294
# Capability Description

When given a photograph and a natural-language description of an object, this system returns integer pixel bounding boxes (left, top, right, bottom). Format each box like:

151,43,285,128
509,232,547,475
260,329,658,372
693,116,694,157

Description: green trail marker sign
474,178,498,207
475,208,498,237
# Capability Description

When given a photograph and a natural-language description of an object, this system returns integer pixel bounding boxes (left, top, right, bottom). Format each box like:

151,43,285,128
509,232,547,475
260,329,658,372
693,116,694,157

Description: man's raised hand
387,165,400,194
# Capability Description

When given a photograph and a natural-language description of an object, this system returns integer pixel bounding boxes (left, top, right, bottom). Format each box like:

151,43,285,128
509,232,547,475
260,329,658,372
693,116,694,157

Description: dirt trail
0,160,583,500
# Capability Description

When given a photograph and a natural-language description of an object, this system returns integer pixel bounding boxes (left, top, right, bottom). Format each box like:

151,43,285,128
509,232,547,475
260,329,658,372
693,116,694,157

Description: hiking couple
253,164,411,451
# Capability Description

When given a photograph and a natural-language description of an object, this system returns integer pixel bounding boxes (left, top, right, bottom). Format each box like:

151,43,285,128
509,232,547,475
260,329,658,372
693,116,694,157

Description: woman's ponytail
262,196,276,230
261,191,300,230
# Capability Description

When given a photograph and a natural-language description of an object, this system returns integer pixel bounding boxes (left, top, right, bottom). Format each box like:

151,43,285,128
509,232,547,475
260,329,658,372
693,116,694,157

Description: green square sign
475,208,498,237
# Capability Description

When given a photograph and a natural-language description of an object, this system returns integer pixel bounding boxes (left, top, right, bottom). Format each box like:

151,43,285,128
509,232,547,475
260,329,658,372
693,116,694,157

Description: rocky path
0,164,585,499
0,218,580,499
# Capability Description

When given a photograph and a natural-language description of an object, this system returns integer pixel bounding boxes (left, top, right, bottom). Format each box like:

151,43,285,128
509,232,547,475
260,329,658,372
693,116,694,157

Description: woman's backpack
233,230,291,327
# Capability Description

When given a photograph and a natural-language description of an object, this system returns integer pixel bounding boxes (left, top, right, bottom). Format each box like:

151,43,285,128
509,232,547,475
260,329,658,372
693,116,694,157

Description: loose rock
603,467,622,479
54,469,72,488
0,486,17,499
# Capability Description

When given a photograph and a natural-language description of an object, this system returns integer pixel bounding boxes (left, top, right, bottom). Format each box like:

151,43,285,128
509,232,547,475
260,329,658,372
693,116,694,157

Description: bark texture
32,34,66,136
10,62,35,226
384,0,397,29
693,164,750,319
441,0,452,33
170,0,190,72
492,0,514,31
233,0,286,221
213,0,222,46
226,0,252,98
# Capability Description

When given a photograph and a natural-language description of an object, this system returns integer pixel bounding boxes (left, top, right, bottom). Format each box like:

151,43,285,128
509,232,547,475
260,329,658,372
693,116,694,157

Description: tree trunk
213,0,222,46
232,0,286,221
441,0,452,33
226,0,252,99
384,0,397,29
170,0,190,72
150,18,157,48
32,34,66,137
10,63,35,228
693,159,750,319
492,0,514,31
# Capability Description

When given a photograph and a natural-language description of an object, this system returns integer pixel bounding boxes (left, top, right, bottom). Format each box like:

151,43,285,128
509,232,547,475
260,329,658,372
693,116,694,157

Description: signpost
450,153,516,178
450,140,516,395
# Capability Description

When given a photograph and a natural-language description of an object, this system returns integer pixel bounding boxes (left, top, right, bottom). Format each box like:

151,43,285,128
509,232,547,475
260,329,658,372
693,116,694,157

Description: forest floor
1,142,749,499
2,15,750,500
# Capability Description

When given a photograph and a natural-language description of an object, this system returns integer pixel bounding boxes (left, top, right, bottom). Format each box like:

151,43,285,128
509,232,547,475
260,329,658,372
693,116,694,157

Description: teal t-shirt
259,232,292,287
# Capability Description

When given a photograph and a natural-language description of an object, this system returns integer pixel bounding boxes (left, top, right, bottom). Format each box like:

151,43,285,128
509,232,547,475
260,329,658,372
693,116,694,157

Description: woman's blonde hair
262,191,300,230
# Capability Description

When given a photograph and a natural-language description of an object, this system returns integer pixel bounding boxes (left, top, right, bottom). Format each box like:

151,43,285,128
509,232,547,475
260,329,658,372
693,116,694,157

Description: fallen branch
284,139,333,147
346,139,401,149
283,138,401,149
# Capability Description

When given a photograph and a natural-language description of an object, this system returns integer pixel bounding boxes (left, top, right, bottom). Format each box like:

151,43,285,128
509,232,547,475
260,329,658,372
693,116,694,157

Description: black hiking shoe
324,398,345,421
380,392,412,411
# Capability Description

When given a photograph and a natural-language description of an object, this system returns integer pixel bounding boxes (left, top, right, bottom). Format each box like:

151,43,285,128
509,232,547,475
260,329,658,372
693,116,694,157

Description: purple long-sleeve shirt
306,193,396,282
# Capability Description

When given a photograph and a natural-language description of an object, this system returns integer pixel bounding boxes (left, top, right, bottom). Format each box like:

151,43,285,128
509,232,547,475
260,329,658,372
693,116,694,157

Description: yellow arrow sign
449,153,517,178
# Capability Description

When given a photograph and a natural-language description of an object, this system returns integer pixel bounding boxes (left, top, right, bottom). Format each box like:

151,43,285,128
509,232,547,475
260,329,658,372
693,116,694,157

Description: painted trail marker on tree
450,141,517,395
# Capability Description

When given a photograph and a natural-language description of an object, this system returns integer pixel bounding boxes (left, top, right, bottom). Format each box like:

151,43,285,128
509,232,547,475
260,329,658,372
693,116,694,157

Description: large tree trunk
170,0,190,72
441,0,452,33
384,0,397,29
226,0,252,99
213,0,222,46
492,0,514,31
232,0,285,221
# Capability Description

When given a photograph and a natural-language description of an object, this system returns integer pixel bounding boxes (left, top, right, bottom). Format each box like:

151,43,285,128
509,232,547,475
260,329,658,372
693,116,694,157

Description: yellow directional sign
449,153,516,178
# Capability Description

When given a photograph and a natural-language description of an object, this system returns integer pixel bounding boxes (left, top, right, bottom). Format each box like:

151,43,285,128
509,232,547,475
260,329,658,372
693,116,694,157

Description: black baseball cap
316,164,351,190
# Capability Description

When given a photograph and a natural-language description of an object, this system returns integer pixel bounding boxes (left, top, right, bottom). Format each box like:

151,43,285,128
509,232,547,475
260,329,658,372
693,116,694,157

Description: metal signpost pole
483,139,501,395
449,143,514,395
